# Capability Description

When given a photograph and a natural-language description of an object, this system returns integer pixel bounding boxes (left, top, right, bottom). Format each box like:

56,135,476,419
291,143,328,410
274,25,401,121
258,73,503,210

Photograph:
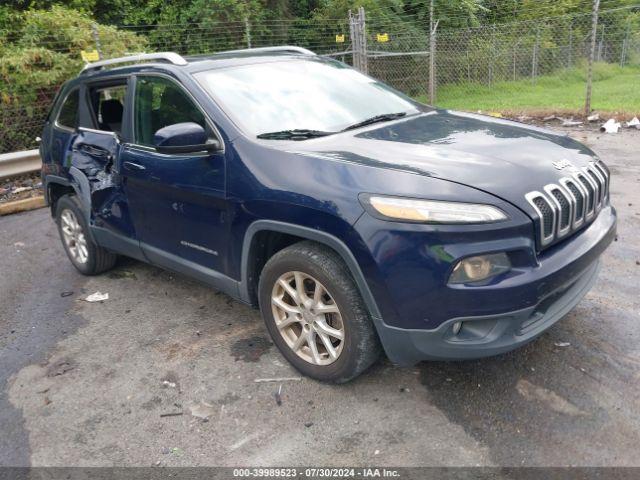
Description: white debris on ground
85,292,109,302
600,118,622,133
561,119,583,127
626,117,640,128
537,112,640,134
254,377,302,383
595,116,639,133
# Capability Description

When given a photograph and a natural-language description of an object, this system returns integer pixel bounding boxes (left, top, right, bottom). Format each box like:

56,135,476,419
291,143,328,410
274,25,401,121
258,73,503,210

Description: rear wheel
56,195,117,275
259,241,381,383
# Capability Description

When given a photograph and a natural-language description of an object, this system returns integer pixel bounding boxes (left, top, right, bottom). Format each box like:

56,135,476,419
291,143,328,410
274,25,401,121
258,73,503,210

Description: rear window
56,89,80,129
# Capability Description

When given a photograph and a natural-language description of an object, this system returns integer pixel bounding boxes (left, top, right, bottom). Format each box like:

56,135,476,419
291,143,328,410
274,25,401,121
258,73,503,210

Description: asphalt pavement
1,125,639,467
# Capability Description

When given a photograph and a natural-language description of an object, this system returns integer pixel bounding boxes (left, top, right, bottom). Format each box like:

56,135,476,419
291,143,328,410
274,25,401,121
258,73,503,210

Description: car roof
77,47,324,80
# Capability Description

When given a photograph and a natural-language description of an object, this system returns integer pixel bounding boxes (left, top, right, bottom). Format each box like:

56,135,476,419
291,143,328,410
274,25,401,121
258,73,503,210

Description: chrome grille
526,161,610,248
592,162,610,200
533,196,554,238
577,173,596,217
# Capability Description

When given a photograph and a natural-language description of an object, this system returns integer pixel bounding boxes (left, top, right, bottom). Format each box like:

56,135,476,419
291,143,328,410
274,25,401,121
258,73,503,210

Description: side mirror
153,122,221,154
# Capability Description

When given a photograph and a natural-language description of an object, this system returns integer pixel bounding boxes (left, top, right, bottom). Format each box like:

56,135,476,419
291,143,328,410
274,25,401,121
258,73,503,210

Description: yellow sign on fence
376,33,389,43
80,49,100,62
335,34,345,43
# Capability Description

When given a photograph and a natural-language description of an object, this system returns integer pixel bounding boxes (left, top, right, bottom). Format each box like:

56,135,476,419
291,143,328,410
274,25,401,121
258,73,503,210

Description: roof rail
81,52,187,73
214,46,316,57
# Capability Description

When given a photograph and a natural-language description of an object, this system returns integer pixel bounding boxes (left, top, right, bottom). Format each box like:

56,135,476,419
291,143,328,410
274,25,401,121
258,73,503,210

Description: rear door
62,78,141,257
119,74,228,275
79,81,136,239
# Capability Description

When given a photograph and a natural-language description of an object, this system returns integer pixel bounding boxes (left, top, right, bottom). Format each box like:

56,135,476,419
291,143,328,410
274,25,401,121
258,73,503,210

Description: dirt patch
230,336,273,362
107,269,137,280
158,341,205,362
487,109,640,123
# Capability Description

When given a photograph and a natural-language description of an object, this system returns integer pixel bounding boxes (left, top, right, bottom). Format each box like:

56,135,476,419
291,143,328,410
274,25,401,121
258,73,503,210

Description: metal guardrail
0,150,42,180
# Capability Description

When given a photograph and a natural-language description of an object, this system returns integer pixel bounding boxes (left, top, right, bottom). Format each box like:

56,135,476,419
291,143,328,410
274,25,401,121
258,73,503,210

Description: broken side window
89,84,128,136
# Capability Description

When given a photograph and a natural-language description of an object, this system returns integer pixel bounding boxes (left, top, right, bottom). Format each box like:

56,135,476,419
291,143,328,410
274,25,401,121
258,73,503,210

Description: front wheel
258,241,381,383
56,195,117,275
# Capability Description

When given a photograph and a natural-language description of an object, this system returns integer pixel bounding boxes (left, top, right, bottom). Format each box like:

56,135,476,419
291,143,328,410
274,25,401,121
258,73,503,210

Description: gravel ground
0,173,43,204
0,125,639,467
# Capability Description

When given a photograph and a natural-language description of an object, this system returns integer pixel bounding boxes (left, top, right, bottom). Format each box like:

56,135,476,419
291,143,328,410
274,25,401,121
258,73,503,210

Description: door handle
123,161,146,171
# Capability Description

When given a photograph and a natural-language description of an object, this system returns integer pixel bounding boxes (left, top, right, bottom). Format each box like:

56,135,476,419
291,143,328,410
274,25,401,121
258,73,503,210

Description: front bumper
365,205,616,365
374,259,599,364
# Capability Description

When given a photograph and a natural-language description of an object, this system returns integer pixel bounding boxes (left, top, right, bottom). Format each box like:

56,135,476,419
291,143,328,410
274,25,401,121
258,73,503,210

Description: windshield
195,58,421,137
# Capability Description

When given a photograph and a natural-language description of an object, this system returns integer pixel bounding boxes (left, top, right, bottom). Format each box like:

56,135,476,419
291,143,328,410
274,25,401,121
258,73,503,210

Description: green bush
0,6,146,153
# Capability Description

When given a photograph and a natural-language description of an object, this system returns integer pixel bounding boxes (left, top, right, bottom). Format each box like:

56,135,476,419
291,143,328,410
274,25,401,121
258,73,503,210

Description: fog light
452,321,462,335
449,253,511,284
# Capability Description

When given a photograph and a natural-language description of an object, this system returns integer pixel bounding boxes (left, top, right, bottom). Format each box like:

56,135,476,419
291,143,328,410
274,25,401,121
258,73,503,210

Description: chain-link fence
433,7,640,112
1,4,639,154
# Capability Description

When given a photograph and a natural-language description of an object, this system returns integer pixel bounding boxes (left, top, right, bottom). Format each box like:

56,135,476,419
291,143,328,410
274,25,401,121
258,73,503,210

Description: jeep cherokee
40,47,617,382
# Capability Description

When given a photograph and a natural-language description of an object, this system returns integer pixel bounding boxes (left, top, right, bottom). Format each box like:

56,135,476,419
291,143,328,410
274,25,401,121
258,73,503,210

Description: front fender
239,219,383,319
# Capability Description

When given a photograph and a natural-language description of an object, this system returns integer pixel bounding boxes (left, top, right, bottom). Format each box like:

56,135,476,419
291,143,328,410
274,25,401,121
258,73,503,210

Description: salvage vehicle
41,47,616,382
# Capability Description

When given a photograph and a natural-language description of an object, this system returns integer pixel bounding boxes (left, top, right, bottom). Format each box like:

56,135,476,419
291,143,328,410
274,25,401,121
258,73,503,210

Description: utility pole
428,0,438,105
244,17,252,49
620,22,630,67
532,27,540,81
568,21,573,68
359,6,368,74
91,23,102,60
349,8,367,74
585,0,600,116
349,10,360,71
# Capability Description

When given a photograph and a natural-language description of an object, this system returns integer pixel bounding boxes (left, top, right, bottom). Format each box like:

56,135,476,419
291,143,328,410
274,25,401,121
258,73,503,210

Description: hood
283,110,600,213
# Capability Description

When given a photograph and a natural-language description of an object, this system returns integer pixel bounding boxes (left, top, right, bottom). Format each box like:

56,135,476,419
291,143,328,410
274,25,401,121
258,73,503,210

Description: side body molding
240,220,383,321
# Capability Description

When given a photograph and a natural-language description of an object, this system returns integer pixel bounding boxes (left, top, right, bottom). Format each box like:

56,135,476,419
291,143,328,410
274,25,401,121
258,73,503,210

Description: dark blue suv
41,47,616,382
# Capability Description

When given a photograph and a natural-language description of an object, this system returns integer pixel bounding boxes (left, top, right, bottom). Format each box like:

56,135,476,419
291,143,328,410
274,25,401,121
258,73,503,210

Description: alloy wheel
271,271,345,365
60,209,88,264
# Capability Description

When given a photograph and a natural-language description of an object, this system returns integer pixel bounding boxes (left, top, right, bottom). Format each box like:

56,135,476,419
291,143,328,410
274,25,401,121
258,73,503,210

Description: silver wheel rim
271,271,345,366
60,209,89,264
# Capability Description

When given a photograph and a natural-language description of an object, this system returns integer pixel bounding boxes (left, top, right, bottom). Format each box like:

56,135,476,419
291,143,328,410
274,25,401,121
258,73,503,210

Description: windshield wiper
256,129,334,141
256,113,408,140
342,112,407,131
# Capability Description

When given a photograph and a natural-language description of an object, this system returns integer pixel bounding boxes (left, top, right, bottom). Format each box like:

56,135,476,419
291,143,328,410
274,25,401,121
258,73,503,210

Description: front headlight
362,195,508,224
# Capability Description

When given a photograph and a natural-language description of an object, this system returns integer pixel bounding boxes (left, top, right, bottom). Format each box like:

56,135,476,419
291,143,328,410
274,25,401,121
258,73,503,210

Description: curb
0,196,46,216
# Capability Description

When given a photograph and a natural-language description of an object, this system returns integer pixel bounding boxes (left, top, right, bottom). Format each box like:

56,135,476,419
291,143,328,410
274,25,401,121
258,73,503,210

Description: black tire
55,194,117,275
258,241,381,383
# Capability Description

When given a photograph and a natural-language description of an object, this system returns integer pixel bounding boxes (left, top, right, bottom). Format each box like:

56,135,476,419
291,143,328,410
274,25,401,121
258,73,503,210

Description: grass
419,63,640,118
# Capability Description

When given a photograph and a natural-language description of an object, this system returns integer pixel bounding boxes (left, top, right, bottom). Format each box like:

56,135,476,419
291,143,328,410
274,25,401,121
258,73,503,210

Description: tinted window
195,59,419,136
134,76,206,146
57,89,79,129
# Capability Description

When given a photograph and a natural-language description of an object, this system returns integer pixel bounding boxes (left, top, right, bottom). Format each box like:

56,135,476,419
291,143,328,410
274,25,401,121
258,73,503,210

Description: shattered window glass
90,85,127,135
